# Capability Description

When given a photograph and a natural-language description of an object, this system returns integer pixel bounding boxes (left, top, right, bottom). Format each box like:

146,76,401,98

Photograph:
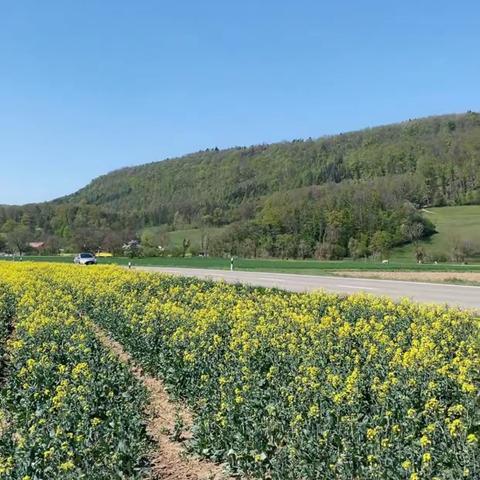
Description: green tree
5,224,30,255
370,231,392,258
182,238,191,257
348,235,369,259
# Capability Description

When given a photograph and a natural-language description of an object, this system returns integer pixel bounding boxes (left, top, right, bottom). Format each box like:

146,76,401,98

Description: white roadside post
230,256,234,271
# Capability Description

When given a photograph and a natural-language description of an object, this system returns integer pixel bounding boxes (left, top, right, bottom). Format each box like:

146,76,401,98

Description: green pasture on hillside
142,226,226,249
390,205,480,262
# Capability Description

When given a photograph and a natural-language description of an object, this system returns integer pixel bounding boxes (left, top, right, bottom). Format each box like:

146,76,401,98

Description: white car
74,252,97,265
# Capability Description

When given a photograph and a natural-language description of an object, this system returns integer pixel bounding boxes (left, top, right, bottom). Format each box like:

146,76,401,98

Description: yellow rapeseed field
0,262,479,479
0,264,149,479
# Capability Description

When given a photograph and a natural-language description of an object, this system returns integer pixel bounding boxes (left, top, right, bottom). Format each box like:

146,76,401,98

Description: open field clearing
390,205,480,263
142,226,227,251
0,263,479,479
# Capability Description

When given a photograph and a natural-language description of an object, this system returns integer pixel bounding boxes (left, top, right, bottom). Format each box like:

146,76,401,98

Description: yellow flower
422,452,431,463
43,447,54,460
59,460,75,471
308,404,319,418
423,423,436,434
420,435,431,448
424,398,439,411
71,362,90,379
402,460,412,470
466,433,477,444
0,456,14,474
91,417,102,427
253,452,267,462
26,358,36,370
447,419,464,437
291,413,303,426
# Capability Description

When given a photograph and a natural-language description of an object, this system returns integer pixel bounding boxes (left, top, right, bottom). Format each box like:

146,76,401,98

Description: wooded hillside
1,112,479,258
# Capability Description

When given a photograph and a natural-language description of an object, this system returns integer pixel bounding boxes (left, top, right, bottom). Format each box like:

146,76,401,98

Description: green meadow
390,205,480,262
2,255,480,274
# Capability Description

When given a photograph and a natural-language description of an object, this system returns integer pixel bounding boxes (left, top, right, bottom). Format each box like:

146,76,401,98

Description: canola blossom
0,265,149,479
0,263,479,479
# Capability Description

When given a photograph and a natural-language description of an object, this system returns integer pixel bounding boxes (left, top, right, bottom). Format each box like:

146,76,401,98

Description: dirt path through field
92,324,227,480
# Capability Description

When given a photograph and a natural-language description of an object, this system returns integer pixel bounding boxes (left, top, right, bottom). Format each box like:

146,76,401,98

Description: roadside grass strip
0,263,479,479
0,270,150,479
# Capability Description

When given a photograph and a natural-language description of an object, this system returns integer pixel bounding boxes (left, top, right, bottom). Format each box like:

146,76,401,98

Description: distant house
29,241,45,250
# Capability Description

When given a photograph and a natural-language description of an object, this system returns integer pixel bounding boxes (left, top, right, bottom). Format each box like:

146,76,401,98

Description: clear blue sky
1,1,479,204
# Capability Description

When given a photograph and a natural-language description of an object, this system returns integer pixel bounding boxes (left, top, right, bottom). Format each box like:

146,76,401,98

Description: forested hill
1,111,479,259
63,112,480,223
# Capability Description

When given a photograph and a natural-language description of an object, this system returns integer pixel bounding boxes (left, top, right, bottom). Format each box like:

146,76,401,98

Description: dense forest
1,112,479,259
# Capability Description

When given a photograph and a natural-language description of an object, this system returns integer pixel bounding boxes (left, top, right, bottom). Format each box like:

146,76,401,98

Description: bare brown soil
93,324,228,480
334,271,480,284
0,415,8,438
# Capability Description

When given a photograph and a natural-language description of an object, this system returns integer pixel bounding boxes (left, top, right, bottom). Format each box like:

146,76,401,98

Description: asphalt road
136,267,480,310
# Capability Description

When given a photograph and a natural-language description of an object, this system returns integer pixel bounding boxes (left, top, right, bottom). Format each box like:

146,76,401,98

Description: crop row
0,284,14,380
0,266,150,479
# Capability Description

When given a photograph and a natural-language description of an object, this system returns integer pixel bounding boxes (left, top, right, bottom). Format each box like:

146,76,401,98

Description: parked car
74,252,97,265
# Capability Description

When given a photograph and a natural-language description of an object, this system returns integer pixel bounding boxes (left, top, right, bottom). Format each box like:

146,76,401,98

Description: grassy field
390,205,480,262
143,226,226,249
167,226,225,248
3,254,480,273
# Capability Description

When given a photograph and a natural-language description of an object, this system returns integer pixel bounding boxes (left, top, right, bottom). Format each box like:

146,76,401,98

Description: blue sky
1,1,479,204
